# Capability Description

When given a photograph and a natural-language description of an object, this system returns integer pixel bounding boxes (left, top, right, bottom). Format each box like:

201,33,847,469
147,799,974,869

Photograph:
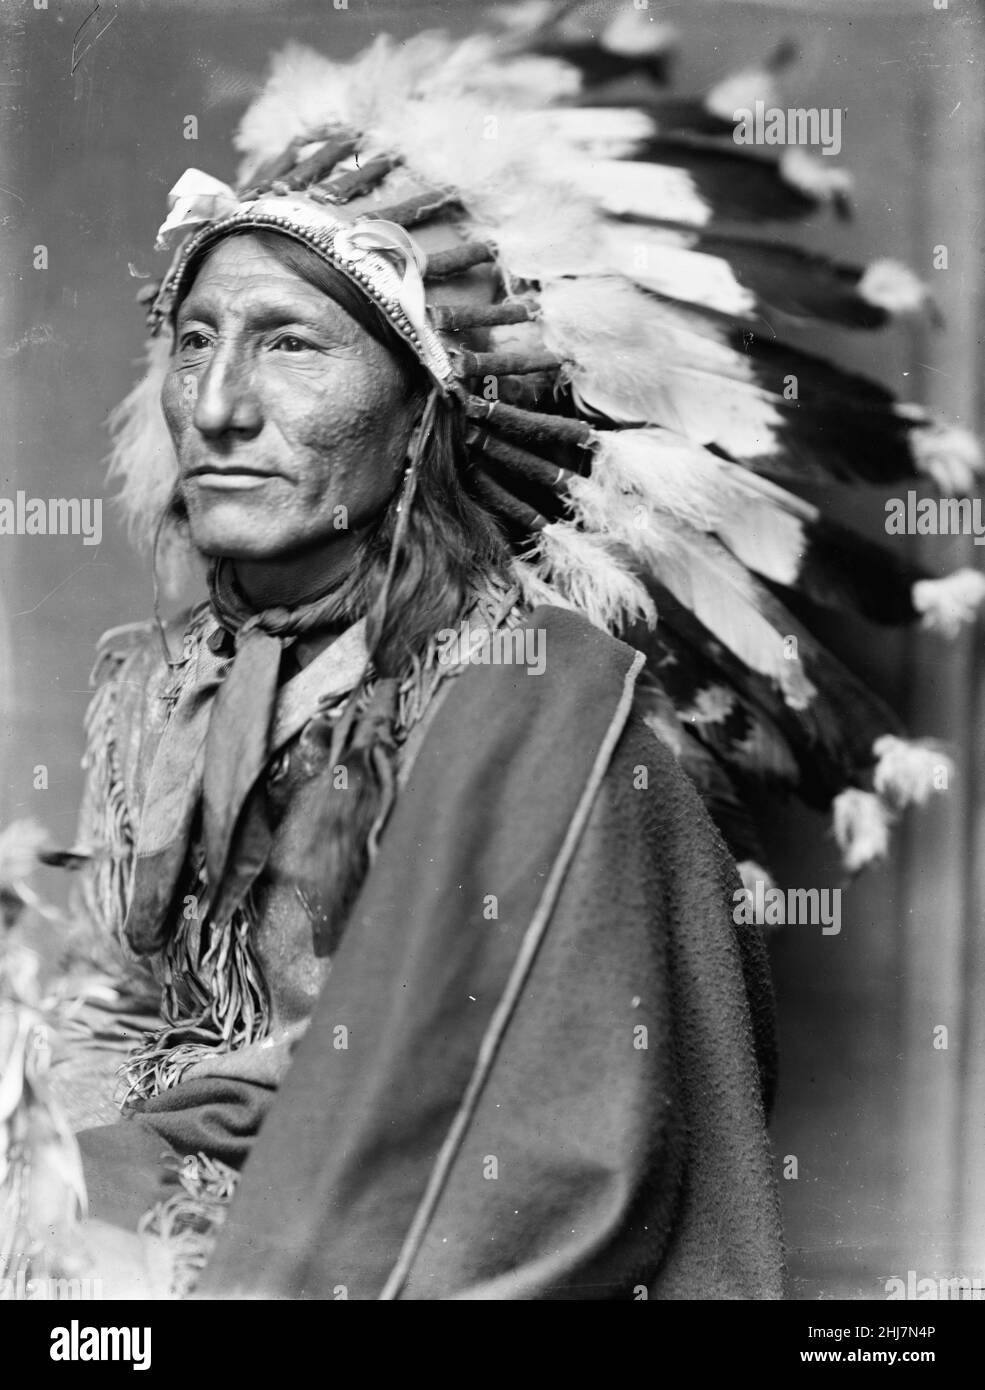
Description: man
62,215,783,1299
10,21,976,1300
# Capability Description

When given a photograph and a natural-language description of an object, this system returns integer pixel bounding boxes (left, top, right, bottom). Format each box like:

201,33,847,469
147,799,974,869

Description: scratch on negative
71,4,119,76
13,563,111,618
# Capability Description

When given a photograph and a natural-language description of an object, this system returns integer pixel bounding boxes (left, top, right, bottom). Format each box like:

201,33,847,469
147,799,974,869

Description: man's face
161,235,419,562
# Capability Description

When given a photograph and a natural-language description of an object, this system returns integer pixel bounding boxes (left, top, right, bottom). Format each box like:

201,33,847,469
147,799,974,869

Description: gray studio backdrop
2,0,983,1299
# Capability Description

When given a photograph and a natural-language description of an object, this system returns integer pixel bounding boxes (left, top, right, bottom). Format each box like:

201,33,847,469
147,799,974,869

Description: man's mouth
186,465,282,491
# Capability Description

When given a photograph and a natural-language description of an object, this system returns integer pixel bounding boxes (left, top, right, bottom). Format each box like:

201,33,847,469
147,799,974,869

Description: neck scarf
123,560,369,954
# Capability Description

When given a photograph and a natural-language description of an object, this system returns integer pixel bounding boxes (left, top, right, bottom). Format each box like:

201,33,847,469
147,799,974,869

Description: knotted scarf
122,561,369,955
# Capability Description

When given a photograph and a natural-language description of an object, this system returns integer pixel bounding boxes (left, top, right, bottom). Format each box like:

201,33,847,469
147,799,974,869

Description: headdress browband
149,170,455,390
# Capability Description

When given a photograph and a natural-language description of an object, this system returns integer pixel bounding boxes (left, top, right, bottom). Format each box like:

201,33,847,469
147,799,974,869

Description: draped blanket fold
79,606,783,1299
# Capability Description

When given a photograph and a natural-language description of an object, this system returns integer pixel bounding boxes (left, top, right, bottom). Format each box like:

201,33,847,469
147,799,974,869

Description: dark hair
173,228,515,949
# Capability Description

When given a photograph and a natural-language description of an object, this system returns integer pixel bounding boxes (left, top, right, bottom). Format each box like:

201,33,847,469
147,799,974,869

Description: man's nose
192,346,263,439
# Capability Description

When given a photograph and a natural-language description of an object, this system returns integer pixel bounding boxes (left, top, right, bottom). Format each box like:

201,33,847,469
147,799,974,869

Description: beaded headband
149,174,454,389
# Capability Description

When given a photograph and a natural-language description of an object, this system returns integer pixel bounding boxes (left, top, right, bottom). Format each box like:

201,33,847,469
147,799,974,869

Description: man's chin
186,517,294,563
183,493,290,560
189,531,295,563
186,514,354,566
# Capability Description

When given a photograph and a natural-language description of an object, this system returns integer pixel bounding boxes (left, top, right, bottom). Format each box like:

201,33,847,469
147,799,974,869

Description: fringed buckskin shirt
55,597,785,1300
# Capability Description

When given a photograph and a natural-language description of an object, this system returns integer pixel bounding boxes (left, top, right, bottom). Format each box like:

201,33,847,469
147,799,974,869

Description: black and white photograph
0,0,983,1339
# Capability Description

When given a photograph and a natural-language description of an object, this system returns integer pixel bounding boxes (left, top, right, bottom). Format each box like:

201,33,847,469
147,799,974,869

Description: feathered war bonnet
109,13,984,881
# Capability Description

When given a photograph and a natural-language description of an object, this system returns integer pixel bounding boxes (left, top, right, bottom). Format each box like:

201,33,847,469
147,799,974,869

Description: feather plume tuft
912,569,985,637
705,62,786,125
737,859,776,897
574,428,719,532
602,8,677,58
526,523,656,633
569,436,816,709
857,259,928,316
779,147,853,206
0,819,51,887
832,789,894,873
872,735,952,808
234,42,345,177
105,333,177,554
510,559,575,615
908,420,983,495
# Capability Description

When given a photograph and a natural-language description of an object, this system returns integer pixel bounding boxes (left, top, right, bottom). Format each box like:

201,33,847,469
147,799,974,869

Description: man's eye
272,334,312,353
179,331,212,351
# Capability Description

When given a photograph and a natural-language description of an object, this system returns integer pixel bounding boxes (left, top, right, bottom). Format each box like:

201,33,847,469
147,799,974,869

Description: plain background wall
1,0,982,1299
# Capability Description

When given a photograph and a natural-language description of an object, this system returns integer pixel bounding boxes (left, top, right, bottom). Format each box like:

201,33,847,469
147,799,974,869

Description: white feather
540,278,782,457
236,35,580,193
572,428,721,532
582,431,815,590
490,1,557,32
0,819,50,885
832,789,894,873
632,516,815,710
526,523,656,634
603,223,757,317
705,65,785,124
912,568,985,637
104,334,197,597
565,159,712,227
602,9,677,57
565,446,813,708
872,735,952,808
477,186,601,281
234,42,347,178
779,148,854,203
857,259,928,316
105,334,177,554
511,559,575,615
737,859,776,896
907,419,984,495
547,107,656,158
